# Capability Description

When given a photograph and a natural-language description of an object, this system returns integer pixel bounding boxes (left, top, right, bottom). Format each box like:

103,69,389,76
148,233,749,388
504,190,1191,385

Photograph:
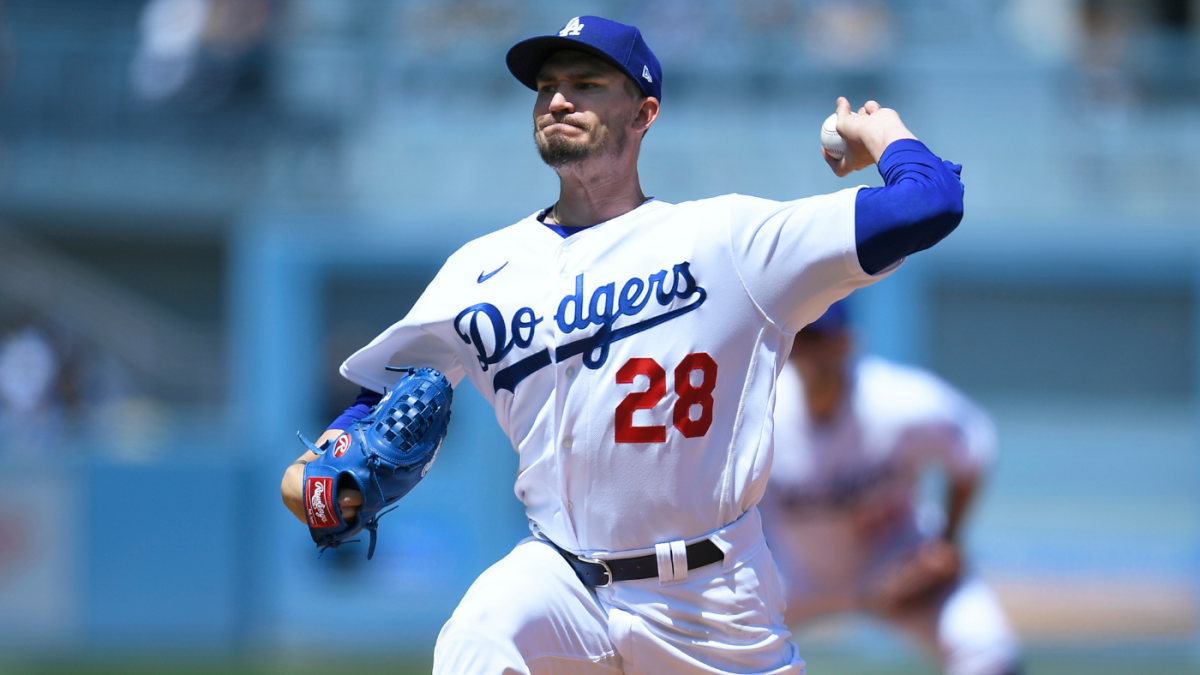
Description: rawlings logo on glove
298,367,453,559
306,476,337,528
332,433,351,457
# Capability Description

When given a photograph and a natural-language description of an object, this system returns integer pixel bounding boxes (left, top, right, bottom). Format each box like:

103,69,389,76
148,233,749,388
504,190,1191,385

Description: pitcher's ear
634,96,660,136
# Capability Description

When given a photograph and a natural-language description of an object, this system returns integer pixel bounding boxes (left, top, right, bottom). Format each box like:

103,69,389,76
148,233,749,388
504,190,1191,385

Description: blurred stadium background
0,0,1197,672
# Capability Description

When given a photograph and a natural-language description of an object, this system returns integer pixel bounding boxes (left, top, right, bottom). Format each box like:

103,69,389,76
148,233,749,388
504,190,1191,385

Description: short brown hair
623,76,651,139
623,76,644,101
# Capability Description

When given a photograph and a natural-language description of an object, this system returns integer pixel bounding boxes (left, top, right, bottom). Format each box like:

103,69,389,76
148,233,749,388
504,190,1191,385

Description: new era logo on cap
506,15,663,102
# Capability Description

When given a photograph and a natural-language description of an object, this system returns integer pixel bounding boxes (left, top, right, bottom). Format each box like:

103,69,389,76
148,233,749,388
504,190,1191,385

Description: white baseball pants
785,568,1020,675
433,509,805,675
888,576,1021,675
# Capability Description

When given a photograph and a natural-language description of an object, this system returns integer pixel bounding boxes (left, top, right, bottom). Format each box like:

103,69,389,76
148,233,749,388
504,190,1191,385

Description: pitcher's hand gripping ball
298,367,453,559
820,111,856,160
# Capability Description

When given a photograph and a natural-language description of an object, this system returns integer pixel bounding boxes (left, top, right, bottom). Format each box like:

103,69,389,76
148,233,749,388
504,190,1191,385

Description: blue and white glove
298,367,453,559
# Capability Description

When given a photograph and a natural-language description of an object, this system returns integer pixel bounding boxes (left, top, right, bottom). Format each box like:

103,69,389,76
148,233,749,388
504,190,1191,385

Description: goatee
536,134,598,167
534,119,625,168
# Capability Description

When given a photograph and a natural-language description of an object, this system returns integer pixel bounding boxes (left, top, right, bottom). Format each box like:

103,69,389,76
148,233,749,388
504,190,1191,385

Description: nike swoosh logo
477,262,508,283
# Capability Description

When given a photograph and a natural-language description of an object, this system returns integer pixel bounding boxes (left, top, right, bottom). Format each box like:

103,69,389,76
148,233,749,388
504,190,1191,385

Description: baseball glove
865,539,962,615
297,366,453,559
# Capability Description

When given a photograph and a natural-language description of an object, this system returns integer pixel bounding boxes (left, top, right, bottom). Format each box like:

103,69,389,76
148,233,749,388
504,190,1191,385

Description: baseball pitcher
281,15,968,675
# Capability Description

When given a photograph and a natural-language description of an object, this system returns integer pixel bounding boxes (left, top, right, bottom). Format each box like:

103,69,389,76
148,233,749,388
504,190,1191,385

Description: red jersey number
673,352,718,438
614,352,718,443
614,358,667,443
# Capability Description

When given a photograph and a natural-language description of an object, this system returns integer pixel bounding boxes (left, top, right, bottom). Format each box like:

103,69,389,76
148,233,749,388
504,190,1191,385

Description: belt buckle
579,555,613,588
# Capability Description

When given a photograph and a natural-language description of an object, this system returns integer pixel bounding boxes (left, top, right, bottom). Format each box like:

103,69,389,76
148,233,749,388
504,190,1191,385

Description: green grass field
3,653,1198,675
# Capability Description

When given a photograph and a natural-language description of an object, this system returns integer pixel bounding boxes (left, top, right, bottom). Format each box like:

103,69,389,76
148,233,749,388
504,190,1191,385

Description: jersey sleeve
943,393,998,477
326,387,384,431
908,383,997,480
854,140,965,275
726,189,897,334
339,264,467,394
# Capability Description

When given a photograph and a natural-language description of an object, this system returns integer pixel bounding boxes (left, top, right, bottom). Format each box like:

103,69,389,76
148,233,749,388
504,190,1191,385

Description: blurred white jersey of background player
759,300,1022,675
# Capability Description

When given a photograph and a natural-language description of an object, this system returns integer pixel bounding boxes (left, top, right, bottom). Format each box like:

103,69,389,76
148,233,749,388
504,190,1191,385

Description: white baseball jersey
760,357,1017,675
341,190,891,555
765,355,995,527
761,355,996,599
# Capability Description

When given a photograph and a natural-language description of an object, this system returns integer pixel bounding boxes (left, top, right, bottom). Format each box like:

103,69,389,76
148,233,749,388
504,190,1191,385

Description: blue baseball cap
802,300,850,336
506,16,663,102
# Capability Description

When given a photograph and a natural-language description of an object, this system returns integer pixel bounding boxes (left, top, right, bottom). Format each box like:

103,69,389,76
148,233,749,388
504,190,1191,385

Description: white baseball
820,112,855,160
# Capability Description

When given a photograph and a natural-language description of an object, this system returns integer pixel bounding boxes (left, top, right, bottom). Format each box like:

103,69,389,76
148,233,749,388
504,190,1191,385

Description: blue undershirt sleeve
326,387,384,432
854,139,964,275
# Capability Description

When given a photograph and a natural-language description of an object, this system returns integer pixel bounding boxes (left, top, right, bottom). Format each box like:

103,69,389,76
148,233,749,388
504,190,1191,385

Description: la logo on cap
642,65,653,83
559,17,584,36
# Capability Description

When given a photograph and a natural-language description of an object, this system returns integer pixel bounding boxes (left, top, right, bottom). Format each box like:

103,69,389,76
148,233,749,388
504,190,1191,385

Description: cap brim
506,35,640,94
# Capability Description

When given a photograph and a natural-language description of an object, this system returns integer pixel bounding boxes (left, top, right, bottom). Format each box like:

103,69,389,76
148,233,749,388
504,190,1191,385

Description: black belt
551,539,724,588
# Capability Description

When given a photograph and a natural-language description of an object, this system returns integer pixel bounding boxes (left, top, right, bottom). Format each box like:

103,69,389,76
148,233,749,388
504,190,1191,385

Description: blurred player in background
759,301,1022,675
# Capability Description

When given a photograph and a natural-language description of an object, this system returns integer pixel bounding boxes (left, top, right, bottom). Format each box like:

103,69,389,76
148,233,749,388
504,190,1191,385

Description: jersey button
562,437,573,449
567,501,573,510
566,366,577,379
